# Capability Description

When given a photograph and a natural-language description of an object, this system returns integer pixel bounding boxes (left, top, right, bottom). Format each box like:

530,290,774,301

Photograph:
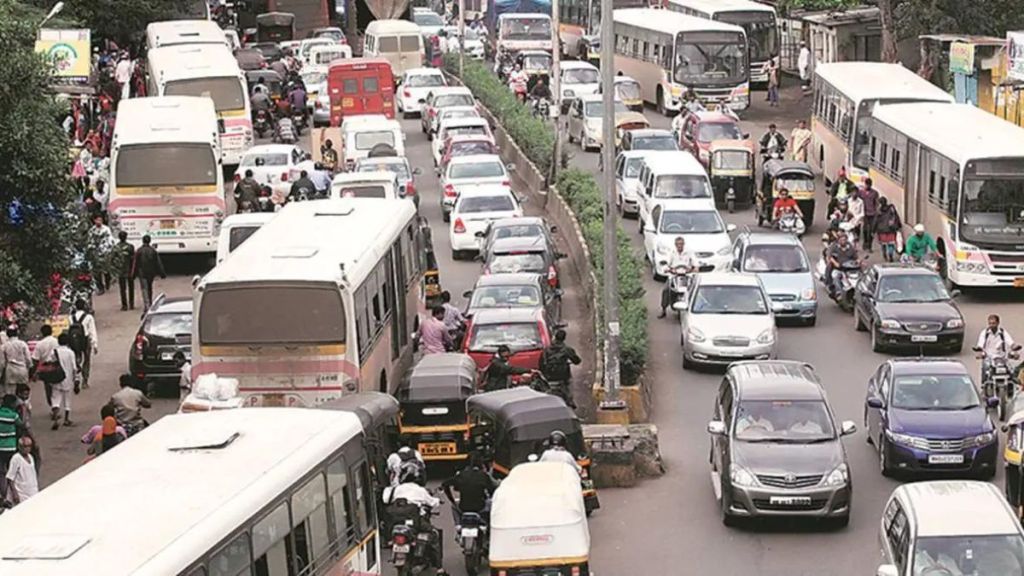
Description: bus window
352,461,373,534
252,503,290,576
363,76,379,93
327,457,356,545
291,474,331,572
343,78,359,94
209,532,251,576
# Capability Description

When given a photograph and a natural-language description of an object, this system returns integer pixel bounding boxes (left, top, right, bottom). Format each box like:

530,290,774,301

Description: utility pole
550,0,561,179
458,0,466,76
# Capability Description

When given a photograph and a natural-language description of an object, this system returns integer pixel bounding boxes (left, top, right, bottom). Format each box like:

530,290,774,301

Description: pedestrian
875,197,903,262
112,230,135,310
82,404,126,461
790,120,812,163
90,214,114,294
68,299,98,389
110,374,151,435
321,139,339,173
30,325,59,406
14,384,31,432
0,395,21,474
114,52,132,96
798,41,812,94
0,326,31,396
764,55,779,107
419,306,451,355
52,333,78,430
854,178,881,252
4,437,38,505
174,351,192,393
132,234,166,315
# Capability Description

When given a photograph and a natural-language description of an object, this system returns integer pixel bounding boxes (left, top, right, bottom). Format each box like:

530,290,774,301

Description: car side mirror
191,275,202,289
550,225,559,233
972,346,982,352
867,396,884,409
413,167,422,175
988,396,1001,408
877,565,899,576
742,133,750,139
474,253,485,262
840,421,857,436
707,421,726,436
949,289,961,298
657,260,668,266
506,163,516,172
474,231,486,237
726,223,737,232
463,290,473,299
671,300,688,312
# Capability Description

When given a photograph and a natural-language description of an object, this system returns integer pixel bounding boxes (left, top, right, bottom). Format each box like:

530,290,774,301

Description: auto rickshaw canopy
320,391,399,430
467,387,583,451
763,159,815,180
401,353,478,402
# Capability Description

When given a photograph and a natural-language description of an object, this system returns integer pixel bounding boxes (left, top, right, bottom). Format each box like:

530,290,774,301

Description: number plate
928,454,965,464
461,528,479,538
1014,278,1024,288
160,219,177,230
392,544,410,553
769,496,812,506
419,442,457,456
911,335,938,343
262,394,285,407
161,352,174,361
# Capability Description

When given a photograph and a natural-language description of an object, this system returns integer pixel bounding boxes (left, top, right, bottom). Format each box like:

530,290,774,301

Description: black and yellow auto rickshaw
256,12,295,43
397,353,478,462
515,50,552,92
245,70,284,101
709,139,755,213
467,387,600,513
420,218,441,307
758,160,817,228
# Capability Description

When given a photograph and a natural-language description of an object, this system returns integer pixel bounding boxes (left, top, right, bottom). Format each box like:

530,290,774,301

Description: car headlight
687,326,706,342
946,318,964,329
885,430,919,447
699,149,709,161
656,244,671,255
729,464,757,487
971,432,996,446
801,288,816,301
717,245,732,256
879,319,901,330
756,328,774,344
820,464,848,487
670,85,683,96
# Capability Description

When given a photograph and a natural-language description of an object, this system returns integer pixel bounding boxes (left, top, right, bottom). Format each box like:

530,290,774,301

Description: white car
440,154,513,222
635,151,713,229
398,67,447,117
421,87,475,136
412,8,445,38
678,272,777,369
448,186,523,259
558,61,600,112
443,26,485,59
433,116,490,165
567,94,628,151
614,151,647,218
233,144,306,199
642,198,735,279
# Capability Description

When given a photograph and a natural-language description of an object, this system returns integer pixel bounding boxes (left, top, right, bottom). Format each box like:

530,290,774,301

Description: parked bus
193,199,428,405
147,44,253,166
665,0,777,87
108,97,224,254
811,62,954,186
146,19,230,50
558,0,647,60
613,8,749,116
866,102,1024,288
328,58,397,125
0,396,396,576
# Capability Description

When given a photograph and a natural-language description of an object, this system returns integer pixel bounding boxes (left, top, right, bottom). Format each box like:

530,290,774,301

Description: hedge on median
444,55,648,386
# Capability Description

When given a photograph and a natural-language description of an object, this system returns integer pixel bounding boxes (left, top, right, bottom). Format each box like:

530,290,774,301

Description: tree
28,0,196,48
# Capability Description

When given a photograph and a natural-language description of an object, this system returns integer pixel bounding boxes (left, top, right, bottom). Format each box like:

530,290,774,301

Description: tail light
501,180,511,187
393,533,408,545
547,265,558,287
403,87,411,97
132,333,148,359
405,181,416,196
453,218,466,233
233,173,241,183
444,184,457,197
281,172,289,182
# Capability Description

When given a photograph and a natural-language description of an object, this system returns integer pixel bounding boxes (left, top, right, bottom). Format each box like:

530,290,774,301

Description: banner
1009,32,1024,82
948,41,975,75
35,29,91,80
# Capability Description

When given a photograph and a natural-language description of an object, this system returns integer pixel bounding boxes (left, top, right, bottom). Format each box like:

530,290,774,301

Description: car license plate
418,442,457,456
911,335,938,343
161,352,174,361
160,219,176,230
928,454,965,464
461,528,479,538
263,394,285,407
392,544,410,553
769,496,812,506
1015,278,1024,288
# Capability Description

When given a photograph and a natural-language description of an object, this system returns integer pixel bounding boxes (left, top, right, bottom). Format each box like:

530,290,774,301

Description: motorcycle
776,211,806,237
257,185,274,212
443,492,488,576
291,110,307,135
254,109,271,138
828,260,862,312
659,262,692,316
977,344,1023,421
531,97,552,120
389,501,443,576
760,146,784,164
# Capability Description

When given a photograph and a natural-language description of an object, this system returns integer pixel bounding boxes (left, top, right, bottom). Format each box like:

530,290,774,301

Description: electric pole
551,0,561,179
458,0,466,76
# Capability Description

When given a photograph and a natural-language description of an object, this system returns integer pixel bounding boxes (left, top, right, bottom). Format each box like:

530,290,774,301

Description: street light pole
458,0,465,76
550,0,561,179
40,1,64,27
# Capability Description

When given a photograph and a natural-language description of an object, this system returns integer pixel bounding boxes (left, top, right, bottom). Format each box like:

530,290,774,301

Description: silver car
676,272,777,369
731,231,818,326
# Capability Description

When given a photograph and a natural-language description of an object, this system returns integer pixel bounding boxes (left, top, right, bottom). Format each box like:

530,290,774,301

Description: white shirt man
666,246,698,274
383,482,440,508
5,439,38,504
798,44,811,81
387,447,425,486
540,447,581,474
977,323,1015,360
114,57,133,85
30,332,58,366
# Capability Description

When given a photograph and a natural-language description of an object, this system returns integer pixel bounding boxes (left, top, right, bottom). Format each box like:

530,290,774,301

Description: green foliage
775,0,859,14
894,0,1024,39
28,0,197,46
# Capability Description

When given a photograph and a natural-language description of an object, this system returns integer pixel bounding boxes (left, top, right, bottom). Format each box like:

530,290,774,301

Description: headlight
886,430,919,447
971,432,996,446
879,319,901,330
946,318,964,329
699,149,709,161
820,464,849,487
756,328,774,344
729,464,757,487
717,245,732,256
687,326,706,342
670,85,683,96
801,288,816,301
656,244,670,255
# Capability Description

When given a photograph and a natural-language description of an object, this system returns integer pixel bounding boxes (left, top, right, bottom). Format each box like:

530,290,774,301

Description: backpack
540,345,569,379
67,312,89,354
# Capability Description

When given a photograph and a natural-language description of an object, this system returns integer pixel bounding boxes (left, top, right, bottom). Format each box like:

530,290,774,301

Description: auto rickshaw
709,139,755,213
515,50,552,92
245,70,284,101
256,12,295,43
467,387,600,513
396,353,478,462
757,159,817,228
489,462,592,576
613,112,650,151
611,75,643,112
1004,395,1024,518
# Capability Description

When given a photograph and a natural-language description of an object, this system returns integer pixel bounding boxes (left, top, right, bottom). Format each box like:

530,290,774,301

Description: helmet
914,223,925,233
548,430,567,447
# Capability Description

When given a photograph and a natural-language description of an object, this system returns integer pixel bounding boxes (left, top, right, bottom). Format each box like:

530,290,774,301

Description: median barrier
583,424,665,488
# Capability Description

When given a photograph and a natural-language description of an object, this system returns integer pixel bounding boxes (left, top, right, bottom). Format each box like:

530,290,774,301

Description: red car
462,308,554,380
677,110,746,168
438,135,498,174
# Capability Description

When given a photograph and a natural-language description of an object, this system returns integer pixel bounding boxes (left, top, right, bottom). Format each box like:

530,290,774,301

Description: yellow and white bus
193,199,427,406
557,0,647,60
147,43,253,166
665,0,777,87
810,62,954,187
0,395,396,576
145,19,230,50
613,8,749,116
109,96,225,254
867,102,1024,288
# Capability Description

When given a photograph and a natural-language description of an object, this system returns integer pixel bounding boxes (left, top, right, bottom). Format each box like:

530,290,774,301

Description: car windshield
734,400,836,442
406,73,445,88
691,285,768,315
458,195,515,213
660,211,723,234
464,29,481,41
563,68,599,84
144,312,192,339
632,136,678,151
493,223,545,242
877,274,950,303
698,122,743,142
242,153,288,167
488,253,546,274
778,176,814,192
583,100,629,118
449,162,504,179
471,285,542,309
414,12,443,26
469,322,542,352
353,131,396,150
913,534,1024,576
653,175,712,199
357,161,410,179
743,245,809,273
892,375,981,410
436,94,475,108
614,81,641,101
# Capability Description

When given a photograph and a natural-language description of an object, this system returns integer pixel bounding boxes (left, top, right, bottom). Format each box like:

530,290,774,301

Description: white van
363,20,424,77
340,115,405,169
329,172,401,200
215,213,276,265
308,44,352,68
635,151,713,229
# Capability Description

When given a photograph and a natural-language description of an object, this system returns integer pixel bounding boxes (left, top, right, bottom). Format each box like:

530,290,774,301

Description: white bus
665,0,777,86
147,44,253,166
866,103,1024,288
108,96,225,254
146,19,229,50
810,62,954,186
558,0,647,59
0,395,397,576
193,199,429,406
613,8,749,116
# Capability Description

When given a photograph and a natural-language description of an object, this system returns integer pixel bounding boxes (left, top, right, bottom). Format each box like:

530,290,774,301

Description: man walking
853,178,881,252
30,325,59,406
4,437,38,505
68,299,98,389
52,334,78,430
0,327,31,397
798,41,812,94
113,231,135,310
132,234,166,314
0,394,21,474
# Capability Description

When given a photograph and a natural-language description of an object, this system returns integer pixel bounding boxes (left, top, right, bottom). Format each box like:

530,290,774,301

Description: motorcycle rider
288,170,316,202
508,64,529,102
772,187,804,222
539,430,581,474
439,290,465,338
903,223,937,263
538,329,582,408
976,314,1017,386
387,444,426,487
309,162,332,197
483,345,533,392
287,82,308,125
382,467,440,513
441,452,498,523
825,231,861,299
234,170,261,213
759,123,787,161
529,75,552,110
658,236,698,319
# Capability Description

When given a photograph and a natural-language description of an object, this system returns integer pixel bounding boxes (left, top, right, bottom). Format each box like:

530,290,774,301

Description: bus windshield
115,143,217,187
501,17,551,41
674,31,747,86
199,285,346,345
165,77,245,112
961,173,1024,246
719,11,777,62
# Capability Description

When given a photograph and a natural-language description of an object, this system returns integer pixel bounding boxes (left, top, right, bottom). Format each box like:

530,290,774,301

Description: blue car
865,358,998,478
731,231,817,326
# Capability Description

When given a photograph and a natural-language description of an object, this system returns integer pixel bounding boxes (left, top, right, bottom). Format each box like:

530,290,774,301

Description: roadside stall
397,353,478,463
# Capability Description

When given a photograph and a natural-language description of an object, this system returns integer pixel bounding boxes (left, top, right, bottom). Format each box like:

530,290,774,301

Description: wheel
398,564,413,576
442,210,450,223
853,307,866,332
879,434,893,477
451,249,460,261
464,550,481,574
682,352,694,370
657,88,667,117
870,322,884,353
638,217,644,235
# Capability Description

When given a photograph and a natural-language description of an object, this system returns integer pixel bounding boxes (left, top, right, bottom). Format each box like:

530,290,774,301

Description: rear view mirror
474,231,486,237
553,322,567,330
553,288,564,298
950,289,961,298
707,421,726,436
657,260,668,266
867,396,884,409
742,133,750,139
840,421,857,436
506,163,517,172
550,225,559,233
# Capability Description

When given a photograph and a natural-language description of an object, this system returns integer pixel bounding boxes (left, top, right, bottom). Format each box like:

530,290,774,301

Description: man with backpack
386,444,426,487
67,299,98,390
538,329,581,408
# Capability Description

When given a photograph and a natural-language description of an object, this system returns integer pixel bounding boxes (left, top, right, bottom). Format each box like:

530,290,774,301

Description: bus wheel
657,89,667,117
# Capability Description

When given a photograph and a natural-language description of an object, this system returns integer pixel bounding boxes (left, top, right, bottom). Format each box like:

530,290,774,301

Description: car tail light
281,172,289,182
501,180,511,187
403,87,411,97
132,334,148,359
547,265,558,287
406,181,417,196
393,533,408,545
444,184,457,197
453,218,466,233
233,173,241,183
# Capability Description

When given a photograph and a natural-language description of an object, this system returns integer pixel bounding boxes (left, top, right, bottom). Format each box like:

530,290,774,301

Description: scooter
776,211,806,237
388,501,443,576
291,110,307,135
659,263,692,316
977,344,1023,421
531,97,552,120
253,109,271,138
522,370,575,409
760,146,785,164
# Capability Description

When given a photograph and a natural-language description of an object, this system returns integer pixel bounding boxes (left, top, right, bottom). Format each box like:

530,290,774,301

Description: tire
879,435,893,477
464,549,481,575
657,88,667,117
398,564,413,576
442,210,450,223
853,307,866,332
871,322,884,353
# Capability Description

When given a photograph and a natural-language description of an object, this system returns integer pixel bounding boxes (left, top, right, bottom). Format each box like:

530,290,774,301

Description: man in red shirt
772,187,803,221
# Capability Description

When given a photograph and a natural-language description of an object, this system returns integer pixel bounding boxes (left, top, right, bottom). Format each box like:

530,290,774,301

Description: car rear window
228,225,262,253
458,195,515,213
242,153,288,167
451,142,495,156
144,312,193,339
449,162,504,180
469,322,542,351
406,73,444,88
493,223,544,241
378,36,399,52
354,131,396,149
337,185,387,198
436,94,474,108
470,285,542,308
488,253,545,274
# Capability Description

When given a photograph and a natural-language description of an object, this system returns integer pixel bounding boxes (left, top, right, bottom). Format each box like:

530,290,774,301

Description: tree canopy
27,0,199,47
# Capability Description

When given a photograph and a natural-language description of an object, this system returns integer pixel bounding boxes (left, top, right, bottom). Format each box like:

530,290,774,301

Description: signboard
35,29,91,80
1008,32,1024,82
948,42,975,75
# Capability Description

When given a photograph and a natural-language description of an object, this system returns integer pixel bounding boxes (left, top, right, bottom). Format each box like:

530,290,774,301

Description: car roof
245,144,297,155
695,271,760,287
655,198,719,212
403,67,444,76
888,358,970,377
728,361,824,401
560,61,596,71
439,117,487,128
896,481,1020,537
490,216,545,228
578,94,614,103
149,296,192,315
356,156,409,167
473,273,544,288
448,153,503,165
518,49,550,56
490,236,550,253
872,263,941,277
692,111,738,123
471,307,544,324
640,151,707,175
740,231,804,247
220,213,276,227
330,171,396,184
627,129,673,138
429,86,473,96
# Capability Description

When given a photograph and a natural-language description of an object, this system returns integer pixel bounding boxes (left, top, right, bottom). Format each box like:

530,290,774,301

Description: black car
853,264,965,354
481,236,566,289
127,294,192,397
463,272,562,326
